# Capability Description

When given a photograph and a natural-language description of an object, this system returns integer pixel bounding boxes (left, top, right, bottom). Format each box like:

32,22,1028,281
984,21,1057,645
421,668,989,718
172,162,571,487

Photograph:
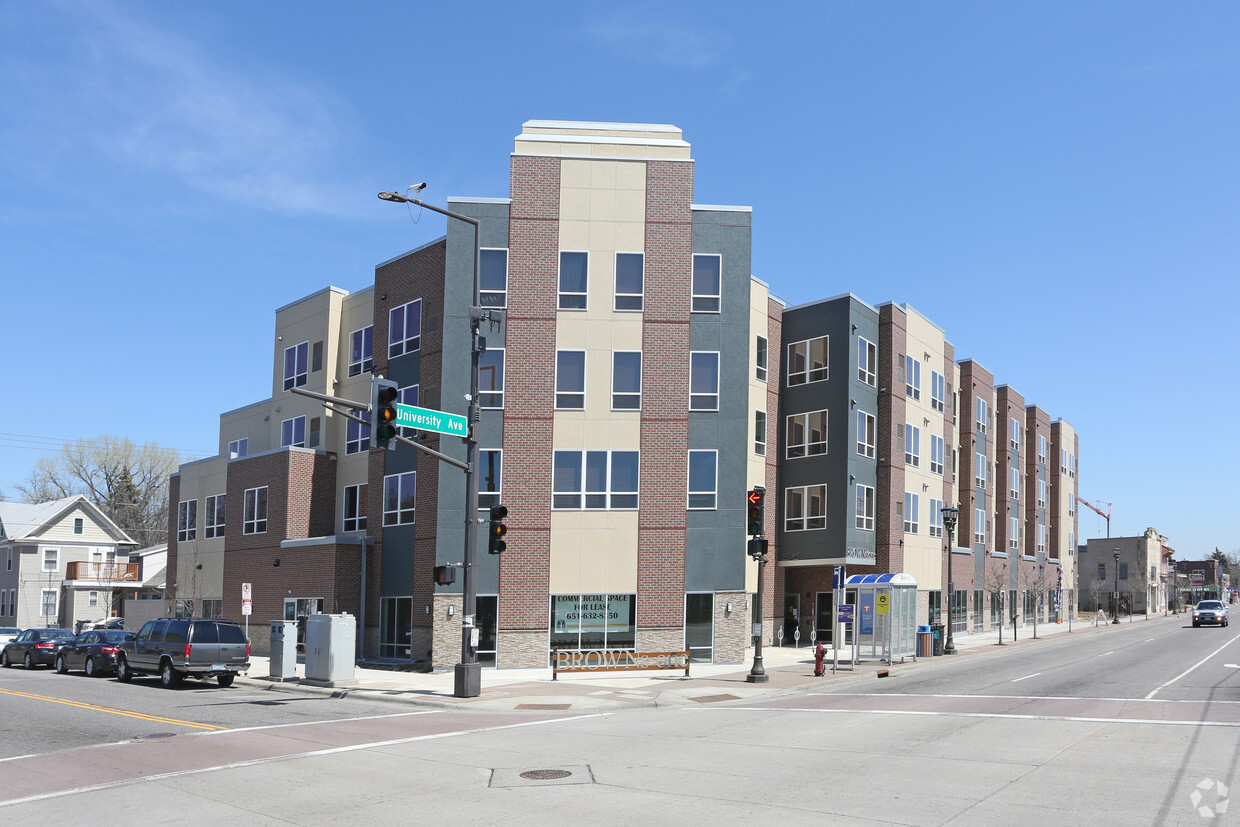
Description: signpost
392,403,468,438
241,582,252,641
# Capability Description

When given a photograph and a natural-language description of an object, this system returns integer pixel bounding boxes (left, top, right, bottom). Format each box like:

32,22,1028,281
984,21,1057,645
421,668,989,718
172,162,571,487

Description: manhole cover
520,769,572,781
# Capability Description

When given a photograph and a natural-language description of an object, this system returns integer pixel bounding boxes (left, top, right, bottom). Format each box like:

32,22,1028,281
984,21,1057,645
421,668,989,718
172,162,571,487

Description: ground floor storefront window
550,594,635,661
380,596,411,659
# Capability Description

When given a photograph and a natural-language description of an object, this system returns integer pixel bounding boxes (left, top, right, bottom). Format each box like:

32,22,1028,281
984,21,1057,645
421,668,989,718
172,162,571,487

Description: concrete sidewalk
235,611,1180,712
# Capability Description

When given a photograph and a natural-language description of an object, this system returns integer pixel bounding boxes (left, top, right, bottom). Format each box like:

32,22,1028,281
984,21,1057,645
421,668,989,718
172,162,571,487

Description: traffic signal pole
746,487,769,684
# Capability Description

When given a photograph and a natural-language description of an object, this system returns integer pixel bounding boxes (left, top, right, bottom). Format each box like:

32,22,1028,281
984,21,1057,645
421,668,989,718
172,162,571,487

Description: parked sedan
1,628,76,668
55,630,136,676
1192,600,1229,627
0,627,20,646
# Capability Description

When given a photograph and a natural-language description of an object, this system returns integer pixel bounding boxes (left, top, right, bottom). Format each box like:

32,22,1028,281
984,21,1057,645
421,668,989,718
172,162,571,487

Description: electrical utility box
269,619,298,681
303,613,357,687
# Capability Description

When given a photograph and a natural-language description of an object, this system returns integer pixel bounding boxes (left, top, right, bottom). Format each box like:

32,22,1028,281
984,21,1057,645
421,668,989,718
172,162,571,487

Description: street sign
833,565,846,590
876,593,890,615
393,403,468,438
837,604,854,623
241,582,252,617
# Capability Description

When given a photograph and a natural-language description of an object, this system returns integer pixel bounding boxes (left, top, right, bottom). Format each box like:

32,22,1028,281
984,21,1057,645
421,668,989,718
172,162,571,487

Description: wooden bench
551,650,691,680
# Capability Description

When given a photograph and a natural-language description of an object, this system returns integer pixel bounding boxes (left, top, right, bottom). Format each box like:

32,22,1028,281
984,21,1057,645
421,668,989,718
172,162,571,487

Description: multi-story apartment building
168,121,780,666
166,119,1084,665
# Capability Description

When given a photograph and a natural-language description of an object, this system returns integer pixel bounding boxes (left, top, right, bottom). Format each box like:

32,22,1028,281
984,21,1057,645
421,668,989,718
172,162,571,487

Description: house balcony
65,561,140,583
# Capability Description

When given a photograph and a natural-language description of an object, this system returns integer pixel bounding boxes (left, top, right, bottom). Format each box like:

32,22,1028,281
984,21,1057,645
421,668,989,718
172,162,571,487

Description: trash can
930,623,945,656
917,625,933,657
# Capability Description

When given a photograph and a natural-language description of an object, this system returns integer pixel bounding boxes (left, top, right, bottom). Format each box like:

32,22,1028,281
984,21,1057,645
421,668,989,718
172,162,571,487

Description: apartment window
1009,517,1020,550
1067,532,1074,555
785,484,827,531
858,337,877,386
905,355,921,400
559,251,588,309
5,549,10,571
1037,435,1047,464
283,341,308,390
974,508,986,544
855,485,875,530
929,499,943,538
1037,479,1047,508
754,411,767,456
612,352,642,410
1010,467,1020,499
786,410,828,458
177,500,197,542
1060,448,1068,473
555,351,585,409
904,492,919,533
479,450,502,509
228,438,248,458
975,453,986,488
205,494,226,539
243,487,268,535
1069,499,1076,517
346,410,371,454
1098,563,1106,580
857,411,876,458
755,336,768,382
930,434,944,475
691,254,721,313
388,299,422,358
787,336,828,386
73,517,84,535
43,548,59,573
905,424,920,467
383,472,416,526
1010,418,1020,451
1037,523,1046,554
312,341,323,373
397,385,420,438
614,252,644,311
976,398,988,434
308,416,321,448
553,451,639,510
41,589,57,618
281,416,306,448
348,325,374,377
343,484,367,532
479,349,504,408
88,590,99,607
480,248,508,308
1069,454,1076,478
0,590,6,616
690,352,719,411
931,371,945,412
687,450,718,510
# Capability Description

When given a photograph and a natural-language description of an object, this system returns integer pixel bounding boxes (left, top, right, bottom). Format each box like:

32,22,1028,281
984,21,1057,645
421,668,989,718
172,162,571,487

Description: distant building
1080,528,1172,615
0,495,137,629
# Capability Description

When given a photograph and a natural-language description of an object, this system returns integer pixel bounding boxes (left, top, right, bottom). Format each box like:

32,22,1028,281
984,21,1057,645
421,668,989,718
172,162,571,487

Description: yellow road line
0,687,226,731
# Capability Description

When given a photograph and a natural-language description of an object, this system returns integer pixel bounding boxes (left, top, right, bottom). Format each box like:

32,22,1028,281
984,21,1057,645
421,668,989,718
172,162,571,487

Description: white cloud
583,9,729,69
2,1,356,217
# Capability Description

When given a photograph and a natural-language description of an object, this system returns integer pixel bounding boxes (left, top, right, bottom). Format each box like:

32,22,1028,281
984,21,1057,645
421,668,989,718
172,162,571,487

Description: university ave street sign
394,403,468,438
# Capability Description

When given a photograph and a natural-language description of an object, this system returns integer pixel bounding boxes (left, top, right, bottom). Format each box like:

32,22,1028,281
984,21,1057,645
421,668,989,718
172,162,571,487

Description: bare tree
1087,579,1109,618
1016,564,1046,639
1129,565,1153,619
15,435,184,546
983,558,1010,644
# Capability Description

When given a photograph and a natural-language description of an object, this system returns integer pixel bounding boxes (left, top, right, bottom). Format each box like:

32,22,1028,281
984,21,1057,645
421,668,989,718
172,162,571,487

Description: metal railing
65,561,139,581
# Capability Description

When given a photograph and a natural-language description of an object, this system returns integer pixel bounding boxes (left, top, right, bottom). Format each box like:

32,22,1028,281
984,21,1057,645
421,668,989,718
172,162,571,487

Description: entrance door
283,597,324,649
476,595,497,667
685,593,714,662
782,594,800,645
815,591,834,644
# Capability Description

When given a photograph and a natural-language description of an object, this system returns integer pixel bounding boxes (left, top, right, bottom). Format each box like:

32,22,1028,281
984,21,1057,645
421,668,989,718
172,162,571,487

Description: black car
1,628,76,668
55,629,137,676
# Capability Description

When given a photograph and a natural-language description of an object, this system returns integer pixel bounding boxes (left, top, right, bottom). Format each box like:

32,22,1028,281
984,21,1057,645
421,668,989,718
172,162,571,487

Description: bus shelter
845,573,918,663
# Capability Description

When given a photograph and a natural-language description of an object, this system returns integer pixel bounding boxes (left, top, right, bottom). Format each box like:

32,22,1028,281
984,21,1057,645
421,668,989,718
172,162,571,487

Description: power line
0,431,215,457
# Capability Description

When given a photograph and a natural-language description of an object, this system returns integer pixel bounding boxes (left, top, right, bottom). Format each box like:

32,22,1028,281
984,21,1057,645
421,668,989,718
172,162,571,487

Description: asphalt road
3,617,1237,825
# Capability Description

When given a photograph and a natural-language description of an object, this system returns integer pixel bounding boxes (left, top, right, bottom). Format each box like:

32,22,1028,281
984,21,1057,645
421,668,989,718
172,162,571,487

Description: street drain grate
521,769,572,781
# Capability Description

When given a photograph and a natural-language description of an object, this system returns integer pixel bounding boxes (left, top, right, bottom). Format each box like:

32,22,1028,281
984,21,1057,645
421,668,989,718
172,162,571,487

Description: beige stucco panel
548,511,639,594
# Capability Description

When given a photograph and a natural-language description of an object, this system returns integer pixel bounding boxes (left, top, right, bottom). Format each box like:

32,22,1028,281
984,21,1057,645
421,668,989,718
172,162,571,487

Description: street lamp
379,187,488,698
940,506,959,654
1112,548,1121,625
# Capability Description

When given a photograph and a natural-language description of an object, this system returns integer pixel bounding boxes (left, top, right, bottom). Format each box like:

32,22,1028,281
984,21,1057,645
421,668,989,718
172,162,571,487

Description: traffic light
488,504,508,554
434,565,456,586
747,487,765,536
370,376,399,449
747,537,769,560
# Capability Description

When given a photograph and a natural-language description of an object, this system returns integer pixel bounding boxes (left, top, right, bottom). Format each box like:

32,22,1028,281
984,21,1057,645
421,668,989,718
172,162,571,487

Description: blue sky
2,2,1237,556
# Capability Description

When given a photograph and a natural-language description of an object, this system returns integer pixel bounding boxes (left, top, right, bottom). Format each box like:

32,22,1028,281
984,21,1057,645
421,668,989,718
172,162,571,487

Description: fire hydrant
814,641,825,676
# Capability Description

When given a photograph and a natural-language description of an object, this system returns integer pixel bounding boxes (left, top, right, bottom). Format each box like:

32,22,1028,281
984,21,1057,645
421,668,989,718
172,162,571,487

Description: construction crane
1077,496,1112,538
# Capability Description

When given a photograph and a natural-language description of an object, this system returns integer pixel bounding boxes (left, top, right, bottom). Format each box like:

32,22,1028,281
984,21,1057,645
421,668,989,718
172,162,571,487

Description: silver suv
1192,600,1229,628
116,618,250,687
